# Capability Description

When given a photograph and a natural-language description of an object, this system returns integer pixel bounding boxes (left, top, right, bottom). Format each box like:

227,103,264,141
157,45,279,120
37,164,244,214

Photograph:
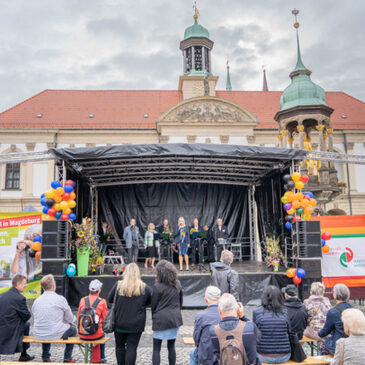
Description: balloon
45,189,56,199
296,208,304,215
61,214,69,221
287,192,296,202
293,275,302,285
287,181,295,189
286,268,296,278
301,199,310,208
68,200,76,208
304,192,314,199
28,249,36,258
66,265,76,277
304,206,313,215
42,206,49,215
54,195,62,203
32,241,41,252
285,222,292,230
292,200,301,209
285,215,294,222
63,193,71,201
40,197,47,206
65,179,74,187
69,213,77,221
293,215,302,223
33,235,42,243
48,208,56,216
46,198,55,207
284,184,289,191
300,175,309,183
296,193,304,200
283,174,292,182
309,198,317,207
291,172,301,182
302,214,311,220
51,180,62,189
64,185,73,193
54,203,61,211
56,187,65,195
295,181,304,190
64,208,72,215
35,251,41,260
60,201,69,211
70,192,76,200
283,203,292,211
322,245,330,253
321,239,326,247
281,196,288,204
303,195,311,201
296,268,306,278
40,193,45,199
55,211,62,219
287,208,295,215
322,232,332,241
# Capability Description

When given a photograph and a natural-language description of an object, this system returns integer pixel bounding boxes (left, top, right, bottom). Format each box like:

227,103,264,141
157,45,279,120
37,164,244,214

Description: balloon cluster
321,232,332,253
286,267,306,285
66,263,76,277
281,172,317,230
40,180,77,221
28,235,42,260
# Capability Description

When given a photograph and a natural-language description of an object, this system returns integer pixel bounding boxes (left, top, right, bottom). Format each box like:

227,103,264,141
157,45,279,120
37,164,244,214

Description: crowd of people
0,254,364,365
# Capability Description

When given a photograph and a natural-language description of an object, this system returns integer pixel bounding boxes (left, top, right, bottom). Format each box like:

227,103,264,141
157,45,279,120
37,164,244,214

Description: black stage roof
50,143,306,187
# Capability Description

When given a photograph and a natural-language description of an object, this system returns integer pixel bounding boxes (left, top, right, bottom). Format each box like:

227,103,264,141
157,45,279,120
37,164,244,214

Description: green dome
184,19,210,40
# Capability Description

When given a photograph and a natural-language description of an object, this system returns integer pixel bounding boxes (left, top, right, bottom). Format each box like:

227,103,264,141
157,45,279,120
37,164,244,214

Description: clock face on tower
193,82,204,95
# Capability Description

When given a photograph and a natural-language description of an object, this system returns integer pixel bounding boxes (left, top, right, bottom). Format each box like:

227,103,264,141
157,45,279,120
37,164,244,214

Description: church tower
178,3,219,99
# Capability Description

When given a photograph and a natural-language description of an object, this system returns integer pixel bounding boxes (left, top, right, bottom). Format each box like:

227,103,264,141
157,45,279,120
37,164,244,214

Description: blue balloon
40,197,47,206
69,213,77,221
66,265,76,277
33,235,42,243
304,192,314,199
321,239,326,247
55,211,62,219
64,184,73,193
285,222,292,230
296,268,306,278
40,193,45,199
51,180,62,189
42,206,49,214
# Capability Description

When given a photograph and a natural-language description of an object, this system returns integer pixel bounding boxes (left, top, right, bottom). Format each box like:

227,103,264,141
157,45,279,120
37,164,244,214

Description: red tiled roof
0,89,364,130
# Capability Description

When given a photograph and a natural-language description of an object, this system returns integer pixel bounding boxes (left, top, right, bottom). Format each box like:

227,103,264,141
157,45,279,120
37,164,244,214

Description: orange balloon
56,187,65,195
54,194,62,203
64,208,72,215
310,198,317,207
287,192,296,202
32,241,41,252
70,192,76,200
296,193,304,200
54,203,61,211
35,251,41,260
304,206,313,215
301,199,309,208
286,268,297,278
287,208,295,215
292,200,301,209
322,245,330,253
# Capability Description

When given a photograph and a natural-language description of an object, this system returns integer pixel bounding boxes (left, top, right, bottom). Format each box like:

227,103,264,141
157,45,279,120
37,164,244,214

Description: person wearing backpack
210,293,261,365
77,279,108,363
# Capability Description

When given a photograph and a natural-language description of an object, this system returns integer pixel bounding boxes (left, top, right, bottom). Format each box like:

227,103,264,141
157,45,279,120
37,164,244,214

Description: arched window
5,163,20,189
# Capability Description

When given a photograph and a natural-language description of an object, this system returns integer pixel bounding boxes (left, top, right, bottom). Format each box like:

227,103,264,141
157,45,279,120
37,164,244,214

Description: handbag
102,286,118,333
289,331,307,362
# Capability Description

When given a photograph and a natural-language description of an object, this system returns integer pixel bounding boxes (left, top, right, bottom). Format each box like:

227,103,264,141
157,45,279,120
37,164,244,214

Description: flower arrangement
263,236,287,271
71,218,98,254
89,247,104,273
113,264,126,276
103,223,114,241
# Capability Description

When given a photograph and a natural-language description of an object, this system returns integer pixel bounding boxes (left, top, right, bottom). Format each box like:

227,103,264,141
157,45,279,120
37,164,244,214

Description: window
5,163,20,189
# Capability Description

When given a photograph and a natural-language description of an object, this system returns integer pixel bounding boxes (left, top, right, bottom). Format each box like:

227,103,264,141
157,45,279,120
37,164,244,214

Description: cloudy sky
0,0,364,112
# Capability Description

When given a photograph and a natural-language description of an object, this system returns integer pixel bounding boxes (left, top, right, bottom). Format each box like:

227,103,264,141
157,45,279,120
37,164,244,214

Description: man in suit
212,218,229,261
203,224,215,262
190,218,203,266
0,275,34,361
123,218,140,263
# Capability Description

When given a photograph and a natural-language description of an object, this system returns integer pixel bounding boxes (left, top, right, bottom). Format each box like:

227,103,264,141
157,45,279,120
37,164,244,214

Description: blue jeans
41,325,77,361
258,353,291,364
189,348,199,365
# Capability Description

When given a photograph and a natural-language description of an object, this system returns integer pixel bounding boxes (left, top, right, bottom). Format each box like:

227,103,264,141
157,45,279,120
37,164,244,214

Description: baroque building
0,9,365,214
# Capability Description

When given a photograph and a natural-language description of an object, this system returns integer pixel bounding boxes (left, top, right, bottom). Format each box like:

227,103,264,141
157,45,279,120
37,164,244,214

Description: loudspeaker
292,221,322,258
41,221,71,259
42,259,69,276
295,258,322,278
54,275,68,297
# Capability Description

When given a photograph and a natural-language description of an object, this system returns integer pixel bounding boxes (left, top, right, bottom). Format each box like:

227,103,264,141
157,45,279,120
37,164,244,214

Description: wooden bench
300,335,321,356
262,356,332,365
23,336,109,363
183,336,195,345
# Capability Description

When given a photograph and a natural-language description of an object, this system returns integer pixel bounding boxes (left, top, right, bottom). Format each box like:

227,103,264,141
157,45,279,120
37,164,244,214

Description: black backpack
78,296,101,335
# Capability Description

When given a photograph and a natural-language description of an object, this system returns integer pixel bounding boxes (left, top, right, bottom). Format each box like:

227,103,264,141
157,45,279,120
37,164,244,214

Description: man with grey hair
210,293,261,364
210,249,239,300
318,283,351,354
189,286,221,365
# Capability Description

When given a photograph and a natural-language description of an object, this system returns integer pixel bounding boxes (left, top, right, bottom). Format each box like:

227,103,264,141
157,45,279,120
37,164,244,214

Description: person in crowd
108,263,151,365
282,284,307,340
152,260,183,365
0,275,33,361
303,281,331,340
10,224,42,282
100,221,115,254
331,308,365,365
144,222,159,269
190,218,203,267
212,218,228,261
174,217,190,271
77,279,108,363
190,286,221,365
203,224,215,262
123,218,140,263
318,283,352,355
253,285,291,364
158,218,173,261
210,293,261,365
32,274,76,363
210,249,239,301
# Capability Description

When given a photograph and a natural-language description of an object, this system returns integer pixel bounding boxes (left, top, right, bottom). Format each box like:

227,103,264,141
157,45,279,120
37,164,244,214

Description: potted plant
0,259,11,278
89,248,104,275
264,236,287,272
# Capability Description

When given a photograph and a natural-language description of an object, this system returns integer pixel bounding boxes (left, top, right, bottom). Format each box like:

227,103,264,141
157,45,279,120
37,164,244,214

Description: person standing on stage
123,218,140,264
158,219,173,261
212,218,229,261
203,224,215,262
190,218,203,267
144,223,159,269
174,217,190,272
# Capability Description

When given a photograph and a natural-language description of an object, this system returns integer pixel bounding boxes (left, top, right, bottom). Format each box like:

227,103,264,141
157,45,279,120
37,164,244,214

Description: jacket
318,302,352,353
210,262,239,301
210,316,262,365
193,304,221,365
173,225,190,245
304,295,331,332
212,225,228,242
151,281,183,331
123,225,140,248
285,297,308,339
0,287,31,355
253,306,291,355
108,281,151,333
77,294,108,340
331,335,365,365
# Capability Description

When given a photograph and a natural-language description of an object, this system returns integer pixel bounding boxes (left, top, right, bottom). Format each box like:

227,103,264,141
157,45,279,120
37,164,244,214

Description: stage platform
67,261,306,308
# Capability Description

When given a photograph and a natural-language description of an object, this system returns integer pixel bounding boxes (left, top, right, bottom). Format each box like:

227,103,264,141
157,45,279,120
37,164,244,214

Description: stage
66,261,310,308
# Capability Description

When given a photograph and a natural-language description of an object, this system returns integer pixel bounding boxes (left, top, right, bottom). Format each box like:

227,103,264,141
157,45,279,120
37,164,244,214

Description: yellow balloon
68,200,76,208
310,198,317,207
60,201,68,211
292,172,301,182
302,214,311,220
45,189,56,199
284,191,291,197
287,208,295,215
64,208,71,214
54,203,61,211
295,181,304,190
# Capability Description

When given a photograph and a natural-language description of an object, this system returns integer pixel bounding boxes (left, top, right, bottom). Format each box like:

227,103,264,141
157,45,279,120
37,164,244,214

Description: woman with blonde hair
173,217,190,271
108,263,151,365
144,222,159,269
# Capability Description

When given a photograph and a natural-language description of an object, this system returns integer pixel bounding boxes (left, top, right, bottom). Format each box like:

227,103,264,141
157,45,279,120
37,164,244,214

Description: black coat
212,225,228,241
151,281,183,331
0,287,31,354
108,282,151,333
285,297,308,340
